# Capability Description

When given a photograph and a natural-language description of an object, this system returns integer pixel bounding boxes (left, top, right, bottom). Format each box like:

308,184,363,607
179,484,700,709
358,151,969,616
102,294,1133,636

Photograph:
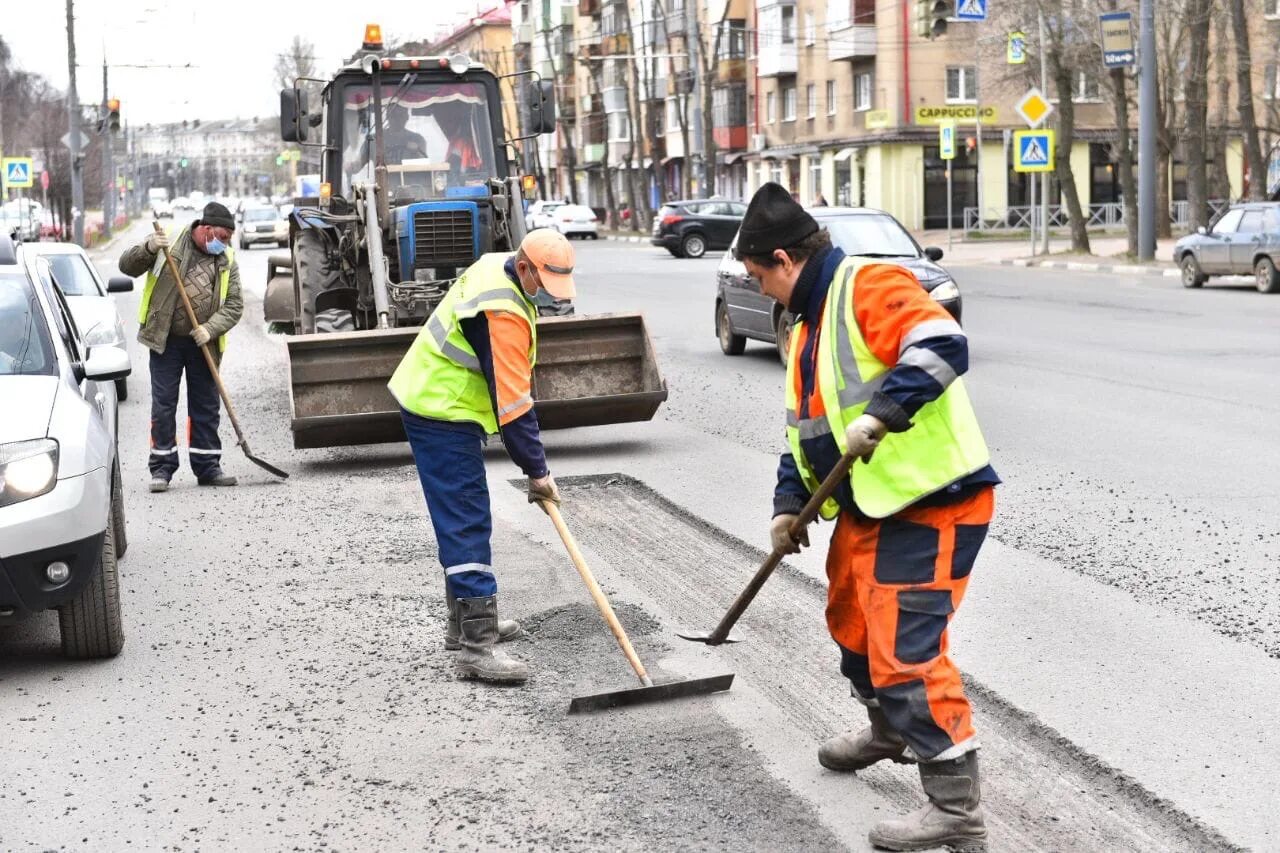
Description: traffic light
179,158,189,168
930,0,954,37
915,0,932,37
276,155,285,166
106,98,121,133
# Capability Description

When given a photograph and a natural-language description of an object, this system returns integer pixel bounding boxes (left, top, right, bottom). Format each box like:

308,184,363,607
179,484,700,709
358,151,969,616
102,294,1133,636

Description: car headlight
929,280,960,302
0,439,59,507
82,320,125,349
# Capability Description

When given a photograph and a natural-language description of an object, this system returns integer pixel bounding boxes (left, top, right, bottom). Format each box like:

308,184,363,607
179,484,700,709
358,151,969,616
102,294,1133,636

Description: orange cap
520,229,576,299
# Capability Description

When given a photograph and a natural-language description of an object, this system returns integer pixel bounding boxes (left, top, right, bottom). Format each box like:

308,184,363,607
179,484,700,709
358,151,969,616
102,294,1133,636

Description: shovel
538,500,733,714
678,451,857,646
152,221,289,480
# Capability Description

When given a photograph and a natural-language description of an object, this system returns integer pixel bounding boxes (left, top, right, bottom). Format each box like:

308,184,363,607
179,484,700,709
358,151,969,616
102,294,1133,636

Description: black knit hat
737,182,818,256
199,202,235,231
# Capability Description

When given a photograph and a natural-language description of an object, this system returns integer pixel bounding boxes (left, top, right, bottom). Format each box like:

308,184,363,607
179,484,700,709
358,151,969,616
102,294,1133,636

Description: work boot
149,476,170,493
197,468,238,487
454,595,529,684
868,751,987,852
444,588,522,650
818,705,915,772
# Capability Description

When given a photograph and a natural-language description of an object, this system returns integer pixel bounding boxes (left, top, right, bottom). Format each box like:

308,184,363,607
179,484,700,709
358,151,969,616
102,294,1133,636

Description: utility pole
1038,8,1049,255
66,0,85,246
101,56,113,239
685,0,705,196
1137,0,1156,259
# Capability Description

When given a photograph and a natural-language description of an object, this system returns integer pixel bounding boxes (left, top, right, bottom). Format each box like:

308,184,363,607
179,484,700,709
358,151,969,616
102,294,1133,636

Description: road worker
120,202,243,492
737,183,1000,851
388,230,572,685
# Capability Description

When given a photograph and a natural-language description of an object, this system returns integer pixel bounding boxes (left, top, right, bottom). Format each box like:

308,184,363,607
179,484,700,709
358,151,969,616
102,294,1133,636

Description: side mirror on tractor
280,88,307,143
526,80,557,135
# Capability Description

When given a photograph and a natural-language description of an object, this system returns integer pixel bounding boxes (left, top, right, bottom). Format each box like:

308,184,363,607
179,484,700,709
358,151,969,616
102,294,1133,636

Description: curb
1000,258,1180,278
602,234,650,244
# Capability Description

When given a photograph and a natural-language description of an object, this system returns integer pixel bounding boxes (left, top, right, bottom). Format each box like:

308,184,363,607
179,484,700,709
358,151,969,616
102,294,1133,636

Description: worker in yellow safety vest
388,230,576,685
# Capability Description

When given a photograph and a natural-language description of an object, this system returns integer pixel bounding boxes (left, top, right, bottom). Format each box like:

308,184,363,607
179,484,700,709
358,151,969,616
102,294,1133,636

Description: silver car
1172,202,1280,293
23,241,135,400
0,234,131,658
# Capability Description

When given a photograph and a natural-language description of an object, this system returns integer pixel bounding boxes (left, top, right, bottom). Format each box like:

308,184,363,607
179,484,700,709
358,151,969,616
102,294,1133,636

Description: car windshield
0,272,57,376
243,208,278,222
41,253,99,296
339,79,497,199
820,214,921,258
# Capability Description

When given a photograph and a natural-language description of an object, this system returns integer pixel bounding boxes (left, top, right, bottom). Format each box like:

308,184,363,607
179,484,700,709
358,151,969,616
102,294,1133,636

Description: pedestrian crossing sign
1014,130,1055,173
939,121,957,161
2,157,34,189
956,0,988,21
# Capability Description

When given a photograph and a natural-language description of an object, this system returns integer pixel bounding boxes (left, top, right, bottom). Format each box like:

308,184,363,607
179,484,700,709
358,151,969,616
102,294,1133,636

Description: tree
1227,0,1266,199
1182,0,1213,230
692,3,735,201
274,36,316,91
1041,0,1091,252
540,26,579,204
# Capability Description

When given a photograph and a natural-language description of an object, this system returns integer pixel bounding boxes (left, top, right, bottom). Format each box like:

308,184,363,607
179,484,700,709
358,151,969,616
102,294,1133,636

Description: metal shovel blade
676,629,743,645
568,672,735,714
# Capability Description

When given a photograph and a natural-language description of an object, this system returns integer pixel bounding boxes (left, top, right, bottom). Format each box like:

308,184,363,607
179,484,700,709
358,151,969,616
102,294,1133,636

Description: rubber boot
454,595,529,684
868,751,987,852
444,588,523,651
818,705,916,772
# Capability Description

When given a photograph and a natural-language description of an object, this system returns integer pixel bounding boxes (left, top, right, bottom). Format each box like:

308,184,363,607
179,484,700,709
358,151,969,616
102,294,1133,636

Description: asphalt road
1,222,1275,850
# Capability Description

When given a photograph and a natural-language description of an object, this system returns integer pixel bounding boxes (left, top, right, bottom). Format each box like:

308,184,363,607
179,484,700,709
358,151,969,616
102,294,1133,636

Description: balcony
756,1,797,77
828,25,875,61
578,0,600,16
757,42,798,77
602,32,632,55
717,57,747,82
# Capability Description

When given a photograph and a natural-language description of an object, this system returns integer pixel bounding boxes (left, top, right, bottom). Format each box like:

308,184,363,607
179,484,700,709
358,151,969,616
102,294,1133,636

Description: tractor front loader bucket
284,312,668,449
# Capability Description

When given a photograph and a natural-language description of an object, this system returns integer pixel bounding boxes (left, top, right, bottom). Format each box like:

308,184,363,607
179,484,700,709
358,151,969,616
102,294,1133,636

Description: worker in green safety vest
736,183,999,851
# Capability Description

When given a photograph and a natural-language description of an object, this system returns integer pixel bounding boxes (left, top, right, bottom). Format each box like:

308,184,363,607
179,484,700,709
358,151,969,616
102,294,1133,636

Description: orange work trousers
825,486,994,761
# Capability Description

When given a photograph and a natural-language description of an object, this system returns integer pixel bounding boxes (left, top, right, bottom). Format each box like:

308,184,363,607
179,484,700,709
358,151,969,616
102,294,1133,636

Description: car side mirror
106,275,134,293
1197,226,1208,235
526,80,557,135
82,346,131,382
280,88,306,143
924,246,944,262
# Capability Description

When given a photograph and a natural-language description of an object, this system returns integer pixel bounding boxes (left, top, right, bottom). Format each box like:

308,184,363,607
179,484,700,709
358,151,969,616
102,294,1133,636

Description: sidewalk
914,229,1183,276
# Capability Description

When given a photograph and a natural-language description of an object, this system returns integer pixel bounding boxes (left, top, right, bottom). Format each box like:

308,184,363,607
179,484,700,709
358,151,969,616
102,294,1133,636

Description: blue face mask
204,237,227,255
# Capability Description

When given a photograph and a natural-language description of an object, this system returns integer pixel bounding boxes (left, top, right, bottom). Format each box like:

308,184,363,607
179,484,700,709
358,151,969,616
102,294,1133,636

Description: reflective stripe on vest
785,256,989,520
387,253,536,434
137,228,235,353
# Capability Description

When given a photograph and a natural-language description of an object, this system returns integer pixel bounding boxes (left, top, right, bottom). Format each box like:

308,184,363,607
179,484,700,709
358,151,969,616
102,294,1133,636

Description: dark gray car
714,207,960,363
1173,202,1280,293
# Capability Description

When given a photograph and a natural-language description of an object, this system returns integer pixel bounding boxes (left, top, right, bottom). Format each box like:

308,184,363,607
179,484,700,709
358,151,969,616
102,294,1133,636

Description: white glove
146,231,170,253
191,325,212,347
528,474,561,511
770,513,809,555
844,414,887,462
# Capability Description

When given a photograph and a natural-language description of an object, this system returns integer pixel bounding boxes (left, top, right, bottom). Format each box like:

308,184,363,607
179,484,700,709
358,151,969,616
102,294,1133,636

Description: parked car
1173,202,1280,293
0,233,131,659
652,199,747,259
1,200,42,242
238,205,289,249
551,204,599,239
526,199,566,230
151,199,173,219
172,196,193,211
23,242,134,400
715,207,961,363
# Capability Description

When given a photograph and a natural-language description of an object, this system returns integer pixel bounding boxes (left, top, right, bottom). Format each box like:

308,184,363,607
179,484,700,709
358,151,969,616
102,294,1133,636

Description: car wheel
717,301,746,355
239,237,248,250
58,504,124,659
1255,256,1280,293
278,240,289,249
775,311,793,365
668,246,686,259
1180,254,1206,288
681,232,707,259
115,377,128,402
111,453,128,559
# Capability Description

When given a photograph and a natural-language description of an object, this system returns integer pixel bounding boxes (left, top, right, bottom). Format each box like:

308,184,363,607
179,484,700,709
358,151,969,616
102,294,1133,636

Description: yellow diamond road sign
1015,88,1053,129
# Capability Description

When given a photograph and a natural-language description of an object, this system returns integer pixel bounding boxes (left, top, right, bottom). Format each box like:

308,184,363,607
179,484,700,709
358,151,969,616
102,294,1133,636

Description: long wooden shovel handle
704,451,858,644
542,500,653,687
151,221,247,446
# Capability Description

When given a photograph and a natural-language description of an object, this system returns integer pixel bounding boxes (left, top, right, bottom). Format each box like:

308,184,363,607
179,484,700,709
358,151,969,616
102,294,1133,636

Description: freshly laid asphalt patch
549,475,1238,852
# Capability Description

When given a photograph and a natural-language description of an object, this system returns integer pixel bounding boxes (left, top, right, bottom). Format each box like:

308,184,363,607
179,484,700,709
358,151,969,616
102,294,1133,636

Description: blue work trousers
401,410,497,598
149,336,222,479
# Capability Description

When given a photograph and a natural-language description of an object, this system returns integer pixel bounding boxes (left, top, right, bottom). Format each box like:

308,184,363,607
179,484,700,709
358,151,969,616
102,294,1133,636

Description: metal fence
964,199,1232,233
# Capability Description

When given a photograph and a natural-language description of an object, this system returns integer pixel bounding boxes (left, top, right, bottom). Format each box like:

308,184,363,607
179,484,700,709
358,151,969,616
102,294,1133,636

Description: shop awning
661,155,684,166
720,151,746,165
833,147,857,162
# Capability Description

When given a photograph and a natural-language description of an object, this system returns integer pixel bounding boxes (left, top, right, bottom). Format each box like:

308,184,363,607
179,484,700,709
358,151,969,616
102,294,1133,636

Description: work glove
770,513,809,555
146,230,170,253
844,413,887,462
528,474,561,511
191,325,212,347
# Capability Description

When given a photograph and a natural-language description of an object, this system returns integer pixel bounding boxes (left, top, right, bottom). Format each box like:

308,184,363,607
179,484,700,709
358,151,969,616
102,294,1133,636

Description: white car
151,199,174,219
0,233,131,659
551,204,600,239
525,200,566,230
238,205,289,249
24,242,135,401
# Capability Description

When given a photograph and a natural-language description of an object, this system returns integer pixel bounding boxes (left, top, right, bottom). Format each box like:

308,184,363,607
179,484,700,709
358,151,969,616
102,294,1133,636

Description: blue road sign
2,157,34,189
955,0,988,22
1014,130,1055,173
1100,12,1136,68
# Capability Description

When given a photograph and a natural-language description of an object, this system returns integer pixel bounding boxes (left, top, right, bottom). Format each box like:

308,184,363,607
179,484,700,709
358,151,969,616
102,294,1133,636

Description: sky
5,0,501,126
